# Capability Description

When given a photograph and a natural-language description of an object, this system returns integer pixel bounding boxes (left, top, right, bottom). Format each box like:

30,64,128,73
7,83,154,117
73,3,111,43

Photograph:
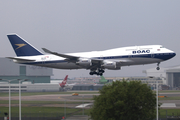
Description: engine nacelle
102,61,121,70
76,58,92,67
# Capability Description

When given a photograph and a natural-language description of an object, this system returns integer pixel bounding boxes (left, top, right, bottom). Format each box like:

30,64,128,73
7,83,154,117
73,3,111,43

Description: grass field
158,90,180,93
0,106,89,117
159,109,180,118
0,106,179,118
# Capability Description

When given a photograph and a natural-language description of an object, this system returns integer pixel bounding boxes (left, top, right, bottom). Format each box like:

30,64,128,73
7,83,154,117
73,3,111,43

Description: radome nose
170,52,176,59
173,52,176,57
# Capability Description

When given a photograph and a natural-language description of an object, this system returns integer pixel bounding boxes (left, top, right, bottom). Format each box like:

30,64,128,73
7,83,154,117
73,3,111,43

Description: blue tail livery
7,34,43,57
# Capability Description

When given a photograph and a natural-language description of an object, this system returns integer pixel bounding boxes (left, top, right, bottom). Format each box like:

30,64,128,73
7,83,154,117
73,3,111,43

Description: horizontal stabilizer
6,57,36,62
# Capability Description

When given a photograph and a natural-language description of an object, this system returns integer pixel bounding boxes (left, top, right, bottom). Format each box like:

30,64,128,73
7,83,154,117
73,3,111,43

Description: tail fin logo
15,44,26,50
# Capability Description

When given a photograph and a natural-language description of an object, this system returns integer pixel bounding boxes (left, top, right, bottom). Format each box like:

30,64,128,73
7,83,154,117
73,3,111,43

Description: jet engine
76,58,92,67
102,61,121,70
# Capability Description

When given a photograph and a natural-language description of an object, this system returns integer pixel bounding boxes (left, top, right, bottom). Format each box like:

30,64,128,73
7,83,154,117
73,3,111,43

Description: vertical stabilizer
59,75,68,88
7,34,43,57
99,76,108,84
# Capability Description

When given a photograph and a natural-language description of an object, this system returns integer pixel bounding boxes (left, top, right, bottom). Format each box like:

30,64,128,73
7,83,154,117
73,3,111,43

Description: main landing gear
89,69,105,76
156,62,160,70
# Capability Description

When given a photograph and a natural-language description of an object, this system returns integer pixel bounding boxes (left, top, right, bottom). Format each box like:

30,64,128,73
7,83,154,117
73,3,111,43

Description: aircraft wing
42,48,79,61
42,48,104,69
6,57,36,62
42,48,132,70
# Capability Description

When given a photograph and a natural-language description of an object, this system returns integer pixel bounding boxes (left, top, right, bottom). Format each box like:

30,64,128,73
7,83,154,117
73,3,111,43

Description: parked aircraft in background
59,75,68,88
99,76,109,84
59,75,76,88
94,76,112,85
7,34,176,76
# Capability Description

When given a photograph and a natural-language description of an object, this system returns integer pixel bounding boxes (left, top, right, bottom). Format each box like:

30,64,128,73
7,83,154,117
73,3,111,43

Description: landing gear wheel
99,69,105,73
98,69,104,76
89,69,105,76
89,72,94,75
89,71,98,75
156,67,160,70
99,72,103,76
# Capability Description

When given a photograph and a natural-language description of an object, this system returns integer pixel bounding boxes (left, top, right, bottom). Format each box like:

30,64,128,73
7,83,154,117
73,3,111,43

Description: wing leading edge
42,48,79,61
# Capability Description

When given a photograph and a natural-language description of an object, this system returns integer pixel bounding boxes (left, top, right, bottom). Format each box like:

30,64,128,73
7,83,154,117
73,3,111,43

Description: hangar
144,65,180,89
0,58,53,83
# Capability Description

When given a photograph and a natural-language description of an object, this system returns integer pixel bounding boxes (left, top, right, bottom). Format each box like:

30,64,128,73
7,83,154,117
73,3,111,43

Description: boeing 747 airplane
7,34,176,76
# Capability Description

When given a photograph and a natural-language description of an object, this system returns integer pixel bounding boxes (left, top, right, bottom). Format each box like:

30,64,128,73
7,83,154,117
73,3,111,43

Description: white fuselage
13,45,176,70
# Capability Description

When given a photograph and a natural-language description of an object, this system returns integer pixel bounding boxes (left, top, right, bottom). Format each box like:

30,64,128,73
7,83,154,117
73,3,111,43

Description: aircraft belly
120,58,162,66
36,62,82,69
55,63,82,69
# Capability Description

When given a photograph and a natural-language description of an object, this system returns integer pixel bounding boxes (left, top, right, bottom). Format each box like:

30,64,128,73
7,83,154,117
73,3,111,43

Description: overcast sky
0,1,179,79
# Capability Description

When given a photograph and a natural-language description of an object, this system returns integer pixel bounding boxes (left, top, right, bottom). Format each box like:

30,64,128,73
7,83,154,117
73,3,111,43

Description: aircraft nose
163,52,176,60
170,52,176,59
173,52,176,57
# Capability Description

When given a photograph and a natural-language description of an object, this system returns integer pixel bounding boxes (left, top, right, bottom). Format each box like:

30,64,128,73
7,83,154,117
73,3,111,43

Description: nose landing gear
156,62,160,70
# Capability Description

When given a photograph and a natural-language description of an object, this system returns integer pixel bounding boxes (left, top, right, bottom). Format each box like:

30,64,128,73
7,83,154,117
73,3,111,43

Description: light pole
0,79,19,120
18,79,27,120
64,100,66,119
156,78,158,120
149,76,158,120
82,95,84,115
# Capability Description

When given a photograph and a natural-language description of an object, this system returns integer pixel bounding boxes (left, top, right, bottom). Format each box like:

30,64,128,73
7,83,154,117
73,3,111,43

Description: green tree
89,80,156,120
